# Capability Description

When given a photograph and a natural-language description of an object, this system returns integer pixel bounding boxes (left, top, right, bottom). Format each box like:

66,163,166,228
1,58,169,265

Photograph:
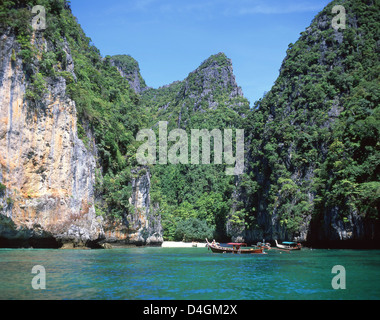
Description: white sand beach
161,241,207,248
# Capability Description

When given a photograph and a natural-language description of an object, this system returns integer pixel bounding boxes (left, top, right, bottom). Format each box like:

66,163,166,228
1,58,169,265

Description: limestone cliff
141,52,248,126
0,27,103,247
0,7,163,248
182,52,244,111
102,168,163,246
111,55,149,94
139,52,251,243
236,0,380,248
1,0,377,249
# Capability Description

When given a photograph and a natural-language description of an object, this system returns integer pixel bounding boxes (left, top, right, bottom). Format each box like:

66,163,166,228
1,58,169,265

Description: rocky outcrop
0,28,103,248
307,206,380,248
166,52,246,122
183,52,244,111
102,168,163,247
0,27,162,248
141,52,249,130
111,55,149,94
231,0,380,248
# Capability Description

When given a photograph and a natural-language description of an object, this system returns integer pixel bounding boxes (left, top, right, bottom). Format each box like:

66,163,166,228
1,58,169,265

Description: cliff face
138,52,251,242
0,28,103,247
239,0,380,247
0,5,163,248
142,52,248,127
111,55,148,94
103,168,163,246
181,52,244,111
1,0,378,249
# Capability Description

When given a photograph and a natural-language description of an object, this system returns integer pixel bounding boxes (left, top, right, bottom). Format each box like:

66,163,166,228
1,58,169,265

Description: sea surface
0,247,379,300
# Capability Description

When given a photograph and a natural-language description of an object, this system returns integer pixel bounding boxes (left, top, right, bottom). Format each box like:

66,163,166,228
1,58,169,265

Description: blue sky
70,0,331,105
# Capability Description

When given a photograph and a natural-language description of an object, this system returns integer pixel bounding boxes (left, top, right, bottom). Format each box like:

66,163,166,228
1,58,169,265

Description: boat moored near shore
275,240,302,251
206,239,266,254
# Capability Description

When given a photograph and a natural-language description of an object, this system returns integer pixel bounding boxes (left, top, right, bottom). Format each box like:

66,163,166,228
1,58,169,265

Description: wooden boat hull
275,247,301,251
275,240,301,251
208,245,265,254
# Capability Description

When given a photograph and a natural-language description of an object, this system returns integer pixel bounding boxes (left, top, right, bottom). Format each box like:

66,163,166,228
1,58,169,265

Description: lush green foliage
57,7,148,219
244,0,380,238
2,0,378,242
1,0,147,220
111,55,147,91
142,53,250,240
0,183,6,195
174,218,214,242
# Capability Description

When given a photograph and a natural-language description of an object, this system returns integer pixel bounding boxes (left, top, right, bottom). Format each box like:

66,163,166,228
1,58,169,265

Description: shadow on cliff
0,214,105,249
0,215,61,248
306,208,380,249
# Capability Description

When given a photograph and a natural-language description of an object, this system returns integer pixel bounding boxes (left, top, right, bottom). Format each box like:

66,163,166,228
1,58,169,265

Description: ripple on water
1,248,380,300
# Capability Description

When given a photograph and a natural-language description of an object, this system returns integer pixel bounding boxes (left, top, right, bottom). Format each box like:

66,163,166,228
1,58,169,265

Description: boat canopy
282,242,296,245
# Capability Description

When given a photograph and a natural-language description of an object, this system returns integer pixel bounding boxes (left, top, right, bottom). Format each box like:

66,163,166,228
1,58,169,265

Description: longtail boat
275,240,302,251
206,239,266,254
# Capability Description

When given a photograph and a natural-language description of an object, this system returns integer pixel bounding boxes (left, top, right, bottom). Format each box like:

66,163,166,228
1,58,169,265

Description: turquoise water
0,247,379,300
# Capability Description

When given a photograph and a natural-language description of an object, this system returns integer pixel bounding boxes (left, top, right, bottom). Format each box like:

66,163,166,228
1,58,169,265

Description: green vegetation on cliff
243,0,380,241
141,53,250,241
1,0,379,244
111,54,148,93
1,0,146,219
